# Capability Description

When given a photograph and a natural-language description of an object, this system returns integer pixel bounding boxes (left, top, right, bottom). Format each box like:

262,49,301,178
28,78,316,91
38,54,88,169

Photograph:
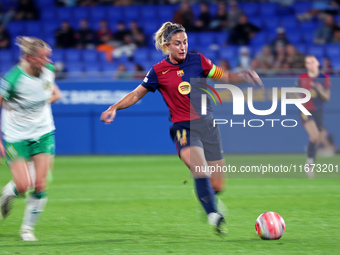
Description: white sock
306,158,314,164
2,181,18,198
21,193,48,230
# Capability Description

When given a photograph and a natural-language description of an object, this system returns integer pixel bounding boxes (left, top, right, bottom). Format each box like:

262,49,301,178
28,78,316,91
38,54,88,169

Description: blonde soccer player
101,22,263,234
0,36,58,241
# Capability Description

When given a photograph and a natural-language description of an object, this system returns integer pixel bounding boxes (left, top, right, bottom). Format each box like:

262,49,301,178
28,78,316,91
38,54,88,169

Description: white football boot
0,188,13,219
20,226,38,241
208,212,228,235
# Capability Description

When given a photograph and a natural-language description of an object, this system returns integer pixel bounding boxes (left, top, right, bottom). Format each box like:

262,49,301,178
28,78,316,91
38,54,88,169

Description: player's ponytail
154,22,185,55
16,36,50,59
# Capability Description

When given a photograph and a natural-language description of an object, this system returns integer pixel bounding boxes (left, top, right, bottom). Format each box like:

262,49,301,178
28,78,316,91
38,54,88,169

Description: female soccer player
101,22,262,233
297,55,331,178
0,36,57,241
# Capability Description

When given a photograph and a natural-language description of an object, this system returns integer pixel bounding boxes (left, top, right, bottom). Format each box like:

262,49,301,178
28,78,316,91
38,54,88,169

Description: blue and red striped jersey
297,73,330,111
141,53,219,123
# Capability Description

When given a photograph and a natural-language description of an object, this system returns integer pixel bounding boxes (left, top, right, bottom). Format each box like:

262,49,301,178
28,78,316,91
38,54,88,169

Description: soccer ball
255,212,286,240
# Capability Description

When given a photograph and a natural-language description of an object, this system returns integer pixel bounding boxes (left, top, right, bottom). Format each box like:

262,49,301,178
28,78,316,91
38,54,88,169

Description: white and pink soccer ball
255,212,286,240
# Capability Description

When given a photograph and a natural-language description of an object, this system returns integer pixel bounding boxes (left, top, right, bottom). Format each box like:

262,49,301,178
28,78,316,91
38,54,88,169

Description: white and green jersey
0,63,55,142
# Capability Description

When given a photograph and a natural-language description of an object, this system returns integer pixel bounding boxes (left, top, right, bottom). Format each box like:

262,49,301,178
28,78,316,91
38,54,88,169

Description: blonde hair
154,22,185,55
15,36,51,59
305,55,318,61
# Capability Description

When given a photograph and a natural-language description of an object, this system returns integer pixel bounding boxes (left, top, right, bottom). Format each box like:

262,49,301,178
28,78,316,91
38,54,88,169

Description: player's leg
9,161,32,193
304,119,320,154
202,124,227,230
21,132,54,241
304,120,320,159
20,153,50,241
3,161,34,206
303,119,320,178
180,146,226,234
199,117,225,194
26,155,54,193
25,160,52,198
1,140,32,220
1,160,31,219
181,146,216,212
208,159,225,194
208,159,227,216
170,122,226,233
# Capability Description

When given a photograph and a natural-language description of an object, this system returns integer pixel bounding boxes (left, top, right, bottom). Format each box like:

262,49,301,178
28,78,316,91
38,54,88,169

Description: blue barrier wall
54,80,175,155
53,79,340,155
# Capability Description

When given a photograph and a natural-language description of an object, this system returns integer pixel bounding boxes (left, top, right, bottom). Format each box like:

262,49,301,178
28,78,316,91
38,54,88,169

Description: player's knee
210,178,224,193
15,182,30,194
310,132,320,143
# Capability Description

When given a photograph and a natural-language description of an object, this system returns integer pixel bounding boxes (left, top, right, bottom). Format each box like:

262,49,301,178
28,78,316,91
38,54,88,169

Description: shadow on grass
93,229,272,244
0,238,133,248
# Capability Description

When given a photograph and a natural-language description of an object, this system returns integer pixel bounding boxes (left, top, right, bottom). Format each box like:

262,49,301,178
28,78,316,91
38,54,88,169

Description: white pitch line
48,193,340,202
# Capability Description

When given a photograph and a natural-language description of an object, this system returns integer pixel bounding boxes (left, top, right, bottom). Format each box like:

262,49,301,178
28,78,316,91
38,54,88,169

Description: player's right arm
100,85,149,124
0,68,19,157
101,67,158,124
312,75,330,102
0,96,5,157
0,73,15,157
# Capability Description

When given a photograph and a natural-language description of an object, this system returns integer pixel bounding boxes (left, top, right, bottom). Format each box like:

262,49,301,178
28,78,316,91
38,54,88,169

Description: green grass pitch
0,154,339,254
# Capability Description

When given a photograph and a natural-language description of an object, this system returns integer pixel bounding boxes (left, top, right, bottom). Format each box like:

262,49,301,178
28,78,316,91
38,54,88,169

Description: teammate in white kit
0,36,58,241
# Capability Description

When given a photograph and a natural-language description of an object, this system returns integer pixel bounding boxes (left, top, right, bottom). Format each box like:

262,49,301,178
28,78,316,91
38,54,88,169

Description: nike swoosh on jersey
162,69,170,74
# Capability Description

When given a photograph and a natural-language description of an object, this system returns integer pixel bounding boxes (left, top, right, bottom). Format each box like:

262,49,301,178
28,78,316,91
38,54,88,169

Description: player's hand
100,106,117,124
239,70,264,89
314,82,323,91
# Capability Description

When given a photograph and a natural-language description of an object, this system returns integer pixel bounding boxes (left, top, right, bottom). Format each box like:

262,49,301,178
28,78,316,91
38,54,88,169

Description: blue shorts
301,110,324,131
170,115,224,161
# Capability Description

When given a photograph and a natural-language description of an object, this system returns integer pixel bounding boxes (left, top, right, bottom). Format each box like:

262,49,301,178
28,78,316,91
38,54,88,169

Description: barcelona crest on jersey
177,70,184,77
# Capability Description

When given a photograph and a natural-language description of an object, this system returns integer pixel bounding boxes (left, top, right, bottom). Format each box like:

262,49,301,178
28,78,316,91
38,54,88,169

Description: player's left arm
201,54,263,88
45,63,62,103
220,69,263,88
49,84,62,103
313,76,330,101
